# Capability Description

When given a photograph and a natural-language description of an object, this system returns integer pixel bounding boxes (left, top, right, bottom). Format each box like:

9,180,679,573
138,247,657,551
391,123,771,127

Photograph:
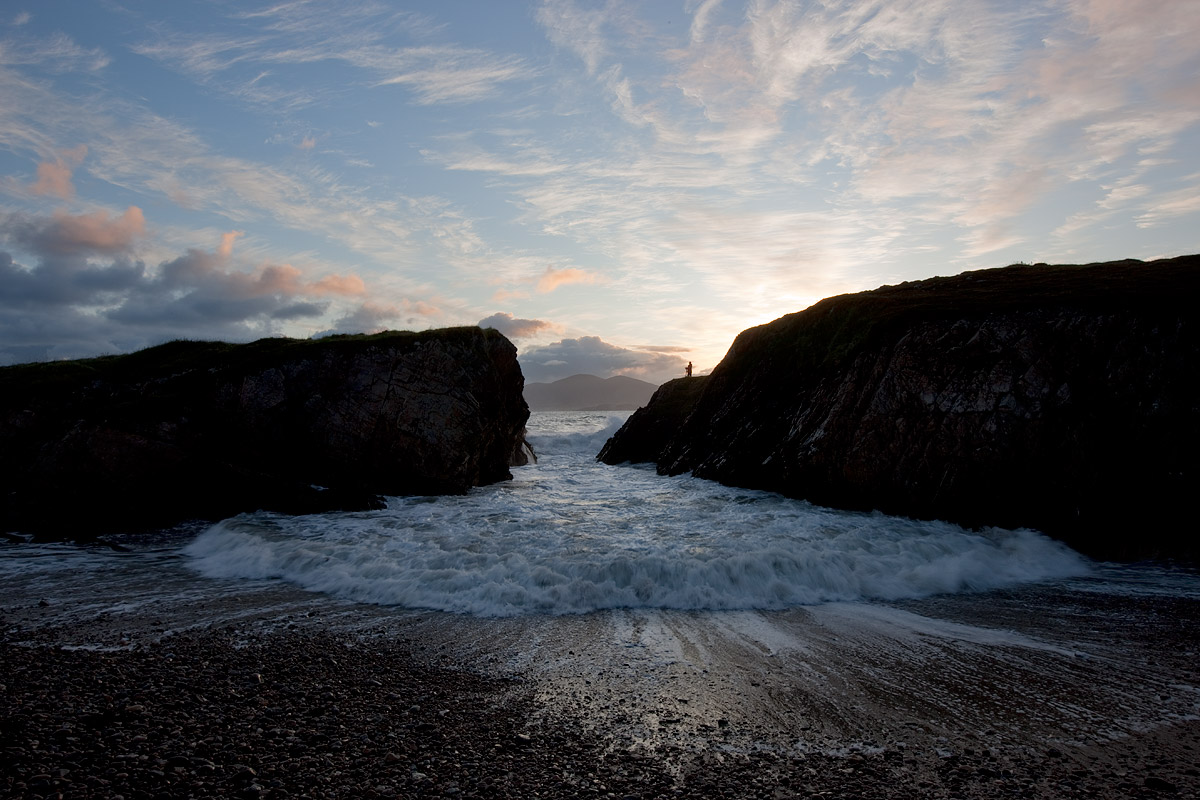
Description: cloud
376,50,534,105
133,7,536,108
0,31,110,71
4,206,145,257
518,0,1200,279
1135,180,1200,228
217,230,241,260
0,210,376,362
0,22,504,279
311,273,367,295
478,311,557,339
0,247,145,308
688,0,725,44
315,298,441,338
537,0,613,76
536,266,598,293
491,287,530,303
518,335,687,383
30,145,88,199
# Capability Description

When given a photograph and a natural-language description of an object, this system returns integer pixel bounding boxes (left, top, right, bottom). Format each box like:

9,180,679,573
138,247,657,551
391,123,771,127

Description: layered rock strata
1,327,529,537
600,256,1199,559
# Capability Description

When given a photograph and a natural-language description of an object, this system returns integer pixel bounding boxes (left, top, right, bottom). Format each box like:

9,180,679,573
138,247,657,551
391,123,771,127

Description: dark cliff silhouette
599,255,1199,560
1,327,530,539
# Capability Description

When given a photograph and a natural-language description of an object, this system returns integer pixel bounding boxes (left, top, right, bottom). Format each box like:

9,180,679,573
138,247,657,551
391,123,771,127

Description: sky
1,1,1198,383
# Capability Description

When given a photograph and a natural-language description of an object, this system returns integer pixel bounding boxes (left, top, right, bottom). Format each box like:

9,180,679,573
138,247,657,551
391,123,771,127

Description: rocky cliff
600,256,1199,560
596,377,706,464
1,327,530,538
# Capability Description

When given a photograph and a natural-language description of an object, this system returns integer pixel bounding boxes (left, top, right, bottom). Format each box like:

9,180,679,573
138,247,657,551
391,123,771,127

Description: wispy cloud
132,7,536,110
537,266,597,293
2,1,1197,371
374,49,534,105
537,0,616,76
0,30,110,71
515,0,1200,278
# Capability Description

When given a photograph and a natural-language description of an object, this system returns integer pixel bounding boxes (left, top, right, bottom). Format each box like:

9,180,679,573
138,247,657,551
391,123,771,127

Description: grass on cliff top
0,327,502,400
728,254,1199,376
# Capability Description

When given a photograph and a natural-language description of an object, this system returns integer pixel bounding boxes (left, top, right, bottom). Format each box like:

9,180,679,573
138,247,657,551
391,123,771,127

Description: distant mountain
524,374,659,411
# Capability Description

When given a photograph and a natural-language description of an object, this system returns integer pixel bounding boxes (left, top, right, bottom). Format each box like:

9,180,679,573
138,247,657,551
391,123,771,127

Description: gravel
4,621,1197,799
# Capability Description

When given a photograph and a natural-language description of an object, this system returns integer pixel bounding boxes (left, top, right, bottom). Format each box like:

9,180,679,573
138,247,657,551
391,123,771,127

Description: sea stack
0,327,530,538
599,255,1199,560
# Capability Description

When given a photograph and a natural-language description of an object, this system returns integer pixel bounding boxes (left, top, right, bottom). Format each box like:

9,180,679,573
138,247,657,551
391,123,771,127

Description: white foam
525,411,630,457
184,412,1091,617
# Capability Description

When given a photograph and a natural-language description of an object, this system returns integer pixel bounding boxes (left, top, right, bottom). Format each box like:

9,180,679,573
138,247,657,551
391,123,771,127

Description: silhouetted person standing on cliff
685,361,693,377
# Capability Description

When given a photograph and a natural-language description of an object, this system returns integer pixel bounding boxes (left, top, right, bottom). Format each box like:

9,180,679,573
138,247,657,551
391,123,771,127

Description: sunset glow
2,1,1197,381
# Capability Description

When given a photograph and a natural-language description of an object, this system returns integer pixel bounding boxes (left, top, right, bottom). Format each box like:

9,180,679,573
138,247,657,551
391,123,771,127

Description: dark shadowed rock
597,377,707,464
601,255,1199,560
0,327,529,538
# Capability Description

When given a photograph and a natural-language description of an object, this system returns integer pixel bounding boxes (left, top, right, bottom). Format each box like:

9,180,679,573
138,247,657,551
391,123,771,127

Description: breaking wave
184,411,1090,617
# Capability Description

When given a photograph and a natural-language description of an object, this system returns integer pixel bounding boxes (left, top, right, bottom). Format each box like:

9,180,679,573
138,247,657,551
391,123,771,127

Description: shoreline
4,570,1199,798
5,624,1197,800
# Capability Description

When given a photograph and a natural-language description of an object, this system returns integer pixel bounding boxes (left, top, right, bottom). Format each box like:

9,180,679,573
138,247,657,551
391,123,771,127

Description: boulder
0,327,530,538
601,256,1199,560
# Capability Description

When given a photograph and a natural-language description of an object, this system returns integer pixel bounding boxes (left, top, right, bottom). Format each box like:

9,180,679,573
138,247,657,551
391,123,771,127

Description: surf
183,411,1091,617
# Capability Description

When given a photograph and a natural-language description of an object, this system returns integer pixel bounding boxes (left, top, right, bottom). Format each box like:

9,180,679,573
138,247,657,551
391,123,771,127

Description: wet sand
3,552,1199,798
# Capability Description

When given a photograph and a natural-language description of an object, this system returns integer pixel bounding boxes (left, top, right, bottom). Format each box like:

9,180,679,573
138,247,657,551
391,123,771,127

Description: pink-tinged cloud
31,162,77,200
29,145,88,199
205,231,365,297
403,298,440,317
478,311,558,339
299,136,317,150
254,264,307,295
22,206,146,256
312,273,367,295
217,230,243,260
492,288,531,303
536,266,597,293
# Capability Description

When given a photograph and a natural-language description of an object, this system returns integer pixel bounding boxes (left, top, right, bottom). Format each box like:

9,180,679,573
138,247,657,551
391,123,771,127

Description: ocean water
178,411,1092,617
7,412,1199,771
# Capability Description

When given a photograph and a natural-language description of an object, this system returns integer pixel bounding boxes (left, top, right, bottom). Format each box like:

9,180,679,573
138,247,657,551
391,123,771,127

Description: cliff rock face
1,327,530,537
597,377,706,464
602,256,1199,559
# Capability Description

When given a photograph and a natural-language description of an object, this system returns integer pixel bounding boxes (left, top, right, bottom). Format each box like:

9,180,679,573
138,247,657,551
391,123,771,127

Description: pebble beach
4,562,1199,799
